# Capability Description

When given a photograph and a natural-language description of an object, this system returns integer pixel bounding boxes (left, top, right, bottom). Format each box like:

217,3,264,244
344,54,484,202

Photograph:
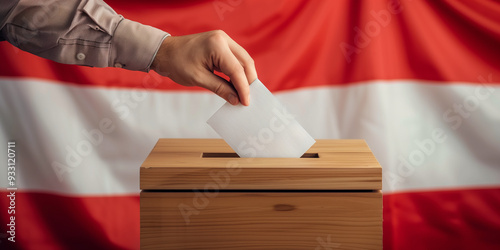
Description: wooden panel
140,191,382,250
140,139,382,190
147,139,373,153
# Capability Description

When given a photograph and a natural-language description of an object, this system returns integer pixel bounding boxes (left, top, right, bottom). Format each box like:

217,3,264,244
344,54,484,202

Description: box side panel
140,167,381,191
141,191,382,250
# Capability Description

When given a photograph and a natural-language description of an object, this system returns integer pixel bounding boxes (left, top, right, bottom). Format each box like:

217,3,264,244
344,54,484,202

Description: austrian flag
1,0,499,249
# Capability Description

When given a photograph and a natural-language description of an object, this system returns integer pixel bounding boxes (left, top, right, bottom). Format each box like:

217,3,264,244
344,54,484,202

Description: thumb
201,72,240,105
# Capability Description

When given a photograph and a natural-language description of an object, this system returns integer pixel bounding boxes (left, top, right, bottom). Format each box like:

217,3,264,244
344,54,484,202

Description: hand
151,30,257,106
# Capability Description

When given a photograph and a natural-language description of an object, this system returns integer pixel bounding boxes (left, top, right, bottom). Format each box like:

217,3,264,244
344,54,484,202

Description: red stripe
384,187,500,250
1,188,500,249
0,191,139,250
1,0,499,92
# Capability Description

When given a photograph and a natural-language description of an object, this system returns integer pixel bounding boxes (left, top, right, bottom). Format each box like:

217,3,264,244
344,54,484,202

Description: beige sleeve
0,0,169,72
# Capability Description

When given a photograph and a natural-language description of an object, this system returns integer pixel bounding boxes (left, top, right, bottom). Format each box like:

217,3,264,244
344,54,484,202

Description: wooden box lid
140,139,381,191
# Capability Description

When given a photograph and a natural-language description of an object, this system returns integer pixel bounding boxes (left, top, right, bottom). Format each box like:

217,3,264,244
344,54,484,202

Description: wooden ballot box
140,139,382,249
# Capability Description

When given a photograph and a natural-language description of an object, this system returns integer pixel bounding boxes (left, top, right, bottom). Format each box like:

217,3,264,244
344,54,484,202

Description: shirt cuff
110,18,169,72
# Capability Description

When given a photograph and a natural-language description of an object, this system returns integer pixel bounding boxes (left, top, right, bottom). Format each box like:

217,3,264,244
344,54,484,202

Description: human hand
151,30,257,106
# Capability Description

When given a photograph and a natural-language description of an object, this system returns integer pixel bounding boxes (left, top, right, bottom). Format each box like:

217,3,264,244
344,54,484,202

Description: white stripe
1,77,499,195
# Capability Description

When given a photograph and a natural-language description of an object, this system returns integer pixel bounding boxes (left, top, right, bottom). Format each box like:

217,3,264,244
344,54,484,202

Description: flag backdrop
1,0,500,249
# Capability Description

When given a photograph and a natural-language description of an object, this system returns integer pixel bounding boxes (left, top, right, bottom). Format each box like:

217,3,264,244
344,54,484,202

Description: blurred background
1,0,500,249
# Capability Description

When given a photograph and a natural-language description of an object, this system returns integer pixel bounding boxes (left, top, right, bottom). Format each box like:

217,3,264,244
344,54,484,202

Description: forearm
0,0,168,71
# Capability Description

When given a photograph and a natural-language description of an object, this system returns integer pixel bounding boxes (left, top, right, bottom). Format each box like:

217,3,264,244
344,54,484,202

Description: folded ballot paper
207,79,315,158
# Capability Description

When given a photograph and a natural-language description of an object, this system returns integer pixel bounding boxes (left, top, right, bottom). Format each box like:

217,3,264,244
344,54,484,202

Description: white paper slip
207,79,315,158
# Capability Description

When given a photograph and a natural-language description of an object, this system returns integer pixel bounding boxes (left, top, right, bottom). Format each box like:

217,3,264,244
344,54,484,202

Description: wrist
151,35,179,75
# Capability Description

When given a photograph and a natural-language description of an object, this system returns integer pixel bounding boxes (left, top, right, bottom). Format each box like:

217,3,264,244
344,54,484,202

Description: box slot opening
142,189,378,193
202,152,319,158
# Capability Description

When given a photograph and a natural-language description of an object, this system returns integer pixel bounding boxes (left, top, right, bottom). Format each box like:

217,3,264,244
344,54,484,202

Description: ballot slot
201,152,319,158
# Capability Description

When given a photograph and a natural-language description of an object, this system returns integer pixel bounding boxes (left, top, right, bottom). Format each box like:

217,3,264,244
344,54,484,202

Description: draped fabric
1,0,499,249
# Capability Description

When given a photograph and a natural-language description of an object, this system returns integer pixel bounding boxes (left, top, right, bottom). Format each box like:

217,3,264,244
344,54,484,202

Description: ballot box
140,139,382,249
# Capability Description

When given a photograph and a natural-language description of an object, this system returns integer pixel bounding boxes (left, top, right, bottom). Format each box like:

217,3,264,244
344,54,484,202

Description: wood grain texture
140,139,382,190
140,191,382,250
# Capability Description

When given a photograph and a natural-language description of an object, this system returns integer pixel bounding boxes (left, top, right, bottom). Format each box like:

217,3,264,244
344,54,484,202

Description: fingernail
228,94,238,105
